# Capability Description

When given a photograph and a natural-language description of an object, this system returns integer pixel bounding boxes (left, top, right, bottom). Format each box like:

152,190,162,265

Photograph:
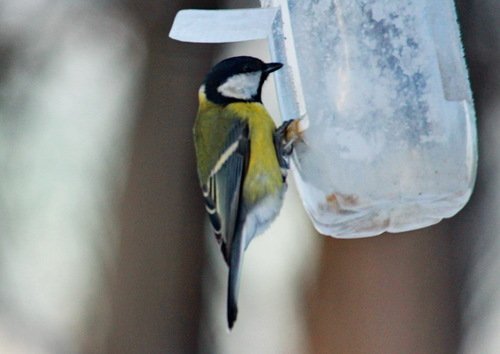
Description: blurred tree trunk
105,1,217,353
450,1,500,352
308,227,460,354
307,2,492,353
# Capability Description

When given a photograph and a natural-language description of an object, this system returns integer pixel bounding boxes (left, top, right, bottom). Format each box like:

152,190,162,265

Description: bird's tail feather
227,232,244,330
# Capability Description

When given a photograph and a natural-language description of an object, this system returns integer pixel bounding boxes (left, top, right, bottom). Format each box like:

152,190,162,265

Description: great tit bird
193,56,292,329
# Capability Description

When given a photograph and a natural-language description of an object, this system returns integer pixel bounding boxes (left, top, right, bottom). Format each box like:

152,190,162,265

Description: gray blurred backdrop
0,0,498,353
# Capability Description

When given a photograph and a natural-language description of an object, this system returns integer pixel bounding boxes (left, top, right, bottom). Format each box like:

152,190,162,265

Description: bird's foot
274,120,295,170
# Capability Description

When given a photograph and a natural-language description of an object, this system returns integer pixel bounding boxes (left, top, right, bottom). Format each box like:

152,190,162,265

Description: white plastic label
169,8,278,43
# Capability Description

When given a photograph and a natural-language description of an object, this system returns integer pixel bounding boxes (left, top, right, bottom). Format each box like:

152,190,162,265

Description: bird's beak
263,62,283,74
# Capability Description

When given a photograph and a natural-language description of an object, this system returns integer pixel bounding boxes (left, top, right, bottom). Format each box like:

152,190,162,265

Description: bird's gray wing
199,117,250,329
201,119,249,265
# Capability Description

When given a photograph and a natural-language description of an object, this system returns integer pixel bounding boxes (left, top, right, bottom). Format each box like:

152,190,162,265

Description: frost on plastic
265,0,477,237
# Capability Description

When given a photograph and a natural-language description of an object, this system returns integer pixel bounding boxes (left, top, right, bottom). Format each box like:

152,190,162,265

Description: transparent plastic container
263,0,477,237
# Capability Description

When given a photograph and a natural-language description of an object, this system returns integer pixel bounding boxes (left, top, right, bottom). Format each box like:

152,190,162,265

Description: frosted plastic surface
264,0,477,237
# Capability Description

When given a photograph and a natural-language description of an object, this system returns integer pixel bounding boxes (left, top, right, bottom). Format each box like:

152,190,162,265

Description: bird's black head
202,56,283,105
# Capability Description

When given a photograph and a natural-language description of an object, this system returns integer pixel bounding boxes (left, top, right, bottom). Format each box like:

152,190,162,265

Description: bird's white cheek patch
217,72,261,100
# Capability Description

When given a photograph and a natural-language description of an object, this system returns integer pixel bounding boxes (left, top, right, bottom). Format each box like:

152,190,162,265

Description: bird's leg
274,120,295,170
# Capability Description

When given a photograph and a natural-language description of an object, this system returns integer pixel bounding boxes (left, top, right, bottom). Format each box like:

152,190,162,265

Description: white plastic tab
169,8,278,43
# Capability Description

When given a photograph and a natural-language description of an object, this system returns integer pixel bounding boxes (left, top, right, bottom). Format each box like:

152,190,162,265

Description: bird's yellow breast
196,89,283,203
225,102,283,203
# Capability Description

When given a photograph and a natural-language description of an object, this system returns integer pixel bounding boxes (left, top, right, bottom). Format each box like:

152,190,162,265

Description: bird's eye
242,65,251,73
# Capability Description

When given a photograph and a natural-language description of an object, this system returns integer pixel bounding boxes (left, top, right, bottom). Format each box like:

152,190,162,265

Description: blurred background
0,0,498,353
